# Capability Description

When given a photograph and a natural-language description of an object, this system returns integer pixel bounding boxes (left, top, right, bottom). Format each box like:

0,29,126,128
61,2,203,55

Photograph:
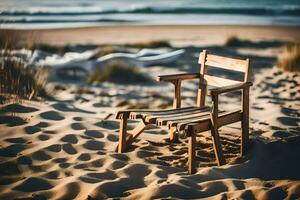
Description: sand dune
1,64,299,199
1,34,300,199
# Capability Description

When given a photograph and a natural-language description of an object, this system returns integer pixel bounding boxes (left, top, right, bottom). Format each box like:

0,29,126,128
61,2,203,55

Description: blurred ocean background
1,0,300,29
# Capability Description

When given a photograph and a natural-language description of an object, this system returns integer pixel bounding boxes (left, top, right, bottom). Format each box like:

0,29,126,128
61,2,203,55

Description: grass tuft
87,60,152,84
0,56,48,103
224,36,244,47
277,43,300,72
124,40,171,49
30,43,73,55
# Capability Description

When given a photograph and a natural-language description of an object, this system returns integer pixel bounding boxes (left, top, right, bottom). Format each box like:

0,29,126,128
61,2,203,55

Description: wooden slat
145,107,210,124
129,106,202,120
168,110,225,129
171,109,240,130
205,54,247,72
204,74,242,87
156,107,211,126
128,106,195,119
209,82,252,95
157,73,199,82
185,110,242,135
158,110,211,126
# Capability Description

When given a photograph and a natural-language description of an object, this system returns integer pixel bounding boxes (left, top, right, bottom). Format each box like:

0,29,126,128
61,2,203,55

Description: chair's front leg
241,86,250,156
169,126,179,142
188,133,196,174
118,113,128,153
172,80,181,109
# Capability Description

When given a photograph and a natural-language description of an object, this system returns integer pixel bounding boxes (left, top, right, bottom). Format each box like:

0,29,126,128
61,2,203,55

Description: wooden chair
115,50,252,174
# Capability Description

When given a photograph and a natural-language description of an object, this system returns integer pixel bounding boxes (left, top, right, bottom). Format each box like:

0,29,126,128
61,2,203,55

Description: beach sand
1,25,300,199
19,25,300,46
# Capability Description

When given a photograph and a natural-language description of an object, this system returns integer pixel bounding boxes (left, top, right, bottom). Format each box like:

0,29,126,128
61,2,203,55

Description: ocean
1,0,300,29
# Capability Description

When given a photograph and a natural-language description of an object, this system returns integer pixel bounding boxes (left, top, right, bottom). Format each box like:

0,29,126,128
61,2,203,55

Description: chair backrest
197,50,251,107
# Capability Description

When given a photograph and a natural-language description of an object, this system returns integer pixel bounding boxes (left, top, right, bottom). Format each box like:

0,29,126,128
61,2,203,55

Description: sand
17,25,300,46
1,25,300,199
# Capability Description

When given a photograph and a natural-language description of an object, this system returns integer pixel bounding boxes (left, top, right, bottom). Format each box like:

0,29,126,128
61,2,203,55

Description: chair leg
241,87,250,156
241,118,249,156
188,134,196,174
116,120,147,153
169,126,179,142
126,121,147,147
118,115,127,153
210,126,226,166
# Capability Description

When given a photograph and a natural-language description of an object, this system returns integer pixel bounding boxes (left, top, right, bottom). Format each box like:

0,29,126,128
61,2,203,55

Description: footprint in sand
43,170,61,179
107,134,118,142
24,125,41,134
71,122,86,130
38,134,50,141
123,164,151,177
14,177,53,192
62,143,77,155
56,182,80,199
73,116,83,121
137,150,161,158
61,134,78,144
17,156,32,165
252,106,265,110
281,107,300,117
32,150,52,161
80,170,118,183
273,130,293,139
277,116,300,126
84,130,104,139
0,161,20,176
52,102,94,114
0,115,27,126
52,157,68,163
59,162,71,168
40,111,64,121
94,120,120,130
83,140,104,151
77,153,91,161
110,160,127,170
110,153,129,162
5,137,27,144
35,122,49,128
1,104,39,113
46,144,62,152
0,144,25,157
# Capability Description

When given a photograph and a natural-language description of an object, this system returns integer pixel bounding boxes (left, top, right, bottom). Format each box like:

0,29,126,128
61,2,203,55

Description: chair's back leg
210,124,226,166
241,87,250,156
188,133,196,174
210,95,226,166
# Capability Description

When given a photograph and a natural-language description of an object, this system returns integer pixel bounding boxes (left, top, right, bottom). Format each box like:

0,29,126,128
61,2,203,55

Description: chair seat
123,106,241,132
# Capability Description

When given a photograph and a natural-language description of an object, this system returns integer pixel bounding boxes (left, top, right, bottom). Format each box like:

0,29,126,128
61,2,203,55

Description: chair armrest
209,82,253,96
157,73,199,82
